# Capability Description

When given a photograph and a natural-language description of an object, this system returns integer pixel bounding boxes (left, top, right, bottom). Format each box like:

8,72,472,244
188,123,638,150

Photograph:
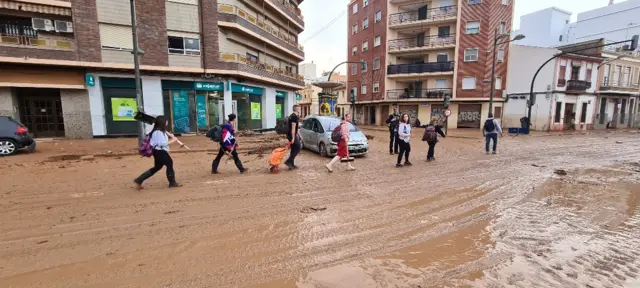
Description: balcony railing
219,52,304,82
388,34,456,51
268,0,304,24
218,4,303,52
566,80,591,92
600,80,640,91
387,61,455,75
387,88,452,99
389,6,457,25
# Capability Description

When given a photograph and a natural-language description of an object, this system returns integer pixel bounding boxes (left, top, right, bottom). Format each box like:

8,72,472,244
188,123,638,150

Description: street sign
85,74,95,87
444,109,452,117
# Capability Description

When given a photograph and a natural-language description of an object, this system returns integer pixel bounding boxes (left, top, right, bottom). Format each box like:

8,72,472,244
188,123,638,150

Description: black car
0,116,36,156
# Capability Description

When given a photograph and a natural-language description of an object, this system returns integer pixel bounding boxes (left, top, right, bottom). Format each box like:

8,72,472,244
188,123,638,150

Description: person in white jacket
396,114,413,167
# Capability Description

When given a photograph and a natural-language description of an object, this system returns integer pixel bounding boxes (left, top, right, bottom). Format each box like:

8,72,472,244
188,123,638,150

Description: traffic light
350,88,356,103
443,94,451,108
631,35,639,51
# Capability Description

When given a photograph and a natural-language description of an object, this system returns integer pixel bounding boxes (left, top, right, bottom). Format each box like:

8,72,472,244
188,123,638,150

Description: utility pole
489,28,498,114
130,0,145,145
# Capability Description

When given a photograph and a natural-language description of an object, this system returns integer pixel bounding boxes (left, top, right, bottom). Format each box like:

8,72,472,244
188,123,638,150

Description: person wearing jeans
284,104,302,169
212,114,248,174
482,113,503,154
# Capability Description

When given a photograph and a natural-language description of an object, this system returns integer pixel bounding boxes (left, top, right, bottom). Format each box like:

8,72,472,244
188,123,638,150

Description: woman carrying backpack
396,114,412,167
422,117,446,162
325,114,355,172
134,115,182,189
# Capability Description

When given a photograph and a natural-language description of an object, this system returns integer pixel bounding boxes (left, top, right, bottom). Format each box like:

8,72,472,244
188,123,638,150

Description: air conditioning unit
54,20,73,33
32,18,54,31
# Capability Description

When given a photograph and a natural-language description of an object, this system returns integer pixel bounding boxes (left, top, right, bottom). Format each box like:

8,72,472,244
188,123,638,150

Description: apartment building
347,0,513,129
595,49,640,129
0,0,305,138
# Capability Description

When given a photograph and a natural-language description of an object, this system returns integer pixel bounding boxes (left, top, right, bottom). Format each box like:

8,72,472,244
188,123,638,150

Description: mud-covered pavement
1,129,640,288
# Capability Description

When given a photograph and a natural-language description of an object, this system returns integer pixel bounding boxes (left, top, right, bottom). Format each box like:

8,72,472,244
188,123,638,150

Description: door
438,26,451,38
629,99,635,127
413,81,423,98
416,32,425,47
599,97,607,125
620,99,627,125
437,53,448,63
310,119,323,147
18,89,65,138
217,100,237,124
368,106,376,125
301,118,313,148
564,103,575,130
457,104,481,128
417,5,428,20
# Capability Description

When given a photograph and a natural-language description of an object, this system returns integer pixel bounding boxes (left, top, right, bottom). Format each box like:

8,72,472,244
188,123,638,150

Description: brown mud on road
1,130,640,287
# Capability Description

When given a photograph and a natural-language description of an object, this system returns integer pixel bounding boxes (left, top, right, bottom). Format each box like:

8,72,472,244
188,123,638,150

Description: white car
300,115,369,157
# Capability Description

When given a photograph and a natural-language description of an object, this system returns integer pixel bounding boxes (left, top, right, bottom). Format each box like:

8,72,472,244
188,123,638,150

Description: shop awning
0,0,72,16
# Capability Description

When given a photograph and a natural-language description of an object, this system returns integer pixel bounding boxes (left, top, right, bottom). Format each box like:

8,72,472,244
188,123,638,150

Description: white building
300,62,318,83
515,0,640,49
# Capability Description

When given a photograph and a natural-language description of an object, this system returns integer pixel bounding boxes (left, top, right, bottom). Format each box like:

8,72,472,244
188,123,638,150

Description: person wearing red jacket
211,114,248,174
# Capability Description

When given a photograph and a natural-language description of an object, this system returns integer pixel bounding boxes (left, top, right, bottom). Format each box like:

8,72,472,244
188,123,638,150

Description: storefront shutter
99,24,134,50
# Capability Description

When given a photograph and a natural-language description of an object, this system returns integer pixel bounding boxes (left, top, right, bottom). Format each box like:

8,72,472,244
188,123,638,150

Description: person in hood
483,113,503,154
212,114,248,174
386,107,401,155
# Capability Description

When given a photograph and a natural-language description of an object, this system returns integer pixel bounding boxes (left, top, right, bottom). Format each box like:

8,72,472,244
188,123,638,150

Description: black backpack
206,125,223,142
483,119,495,133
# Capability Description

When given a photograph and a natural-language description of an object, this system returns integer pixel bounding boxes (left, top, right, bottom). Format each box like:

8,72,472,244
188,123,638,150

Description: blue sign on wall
196,94,207,128
194,82,223,91
231,83,263,95
171,90,190,133
276,90,287,98
85,74,95,87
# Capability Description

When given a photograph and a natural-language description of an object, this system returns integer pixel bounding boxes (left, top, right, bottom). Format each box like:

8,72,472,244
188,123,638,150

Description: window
558,65,566,80
375,10,382,23
438,26,451,37
554,102,562,123
352,45,357,55
373,82,380,93
361,60,368,72
363,18,369,29
373,58,380,70
462,76,476,89
351,64,357,75
363,0,369,6
352,24,358,35
464,48,478,62
168,36,201,55
362,40,368,51
352,3,358,14
494,107,503,119
361,84,367,94
466,21,480,34
374,35,381,47
436,79,447,89
495,77,502,90
468,0,481,4
499,22,506,35
437,53,448,62
586,63,593,82
570,66,580,80
246,52,259,63
580,102,588,123
501,0,508,5
497,49,504,62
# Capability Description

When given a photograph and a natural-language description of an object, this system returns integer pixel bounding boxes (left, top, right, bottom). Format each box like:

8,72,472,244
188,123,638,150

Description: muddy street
1,129,640,288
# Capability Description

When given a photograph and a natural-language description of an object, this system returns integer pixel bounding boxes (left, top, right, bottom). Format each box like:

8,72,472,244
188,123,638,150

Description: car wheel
319,142,328,157
0,139,17,156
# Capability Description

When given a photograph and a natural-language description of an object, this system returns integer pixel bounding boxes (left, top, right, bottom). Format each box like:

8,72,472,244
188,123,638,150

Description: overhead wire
301,8,348,44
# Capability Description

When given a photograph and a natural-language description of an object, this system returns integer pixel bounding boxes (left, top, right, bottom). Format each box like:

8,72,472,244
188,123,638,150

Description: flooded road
1,130,639,287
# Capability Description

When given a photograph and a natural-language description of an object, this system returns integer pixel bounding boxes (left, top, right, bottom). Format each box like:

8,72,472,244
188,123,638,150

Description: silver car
300,115,369,157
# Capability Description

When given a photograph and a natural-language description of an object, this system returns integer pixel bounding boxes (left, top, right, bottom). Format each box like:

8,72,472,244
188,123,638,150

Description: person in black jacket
424,117,446,162
385,107,400,155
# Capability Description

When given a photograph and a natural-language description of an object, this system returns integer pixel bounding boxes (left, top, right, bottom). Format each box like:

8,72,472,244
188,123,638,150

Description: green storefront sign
276,90,287,98
194,82,223,91
276,104,283,119
231,83,263,95
85,74,95,87
296,93,302,100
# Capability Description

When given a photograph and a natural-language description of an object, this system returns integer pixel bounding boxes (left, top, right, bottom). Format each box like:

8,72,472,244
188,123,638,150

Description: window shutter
99,24,133,50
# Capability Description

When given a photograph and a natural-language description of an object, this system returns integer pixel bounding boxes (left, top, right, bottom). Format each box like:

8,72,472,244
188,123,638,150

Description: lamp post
489,30,525,114
130,0,145,145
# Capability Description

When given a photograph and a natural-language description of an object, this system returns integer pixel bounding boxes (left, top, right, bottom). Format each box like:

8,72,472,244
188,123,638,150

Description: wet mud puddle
256,165,640,288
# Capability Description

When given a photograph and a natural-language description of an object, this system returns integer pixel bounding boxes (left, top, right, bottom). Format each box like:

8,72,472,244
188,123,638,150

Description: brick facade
136,0,169,66
70,0,101,62
347,0,386,102
202,0,221,69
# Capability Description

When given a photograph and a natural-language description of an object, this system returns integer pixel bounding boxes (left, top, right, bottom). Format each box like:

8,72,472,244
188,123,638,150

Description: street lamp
489,31,525,115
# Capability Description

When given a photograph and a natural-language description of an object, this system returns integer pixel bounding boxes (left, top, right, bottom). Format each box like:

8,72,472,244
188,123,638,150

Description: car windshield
322,118,360,132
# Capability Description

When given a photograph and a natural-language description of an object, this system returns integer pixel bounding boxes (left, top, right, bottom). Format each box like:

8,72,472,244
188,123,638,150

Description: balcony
217,4,304,59
387,61,455,77
387,88,452,100
266,0,304,28
389,6,457,28
388,34,455,53
566,80,591,93
600,79,640,92
0,23,73,50
218,52,304,87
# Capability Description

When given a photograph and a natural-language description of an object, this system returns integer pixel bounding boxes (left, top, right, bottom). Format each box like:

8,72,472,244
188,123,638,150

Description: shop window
168,36,200,55
554,102,562,123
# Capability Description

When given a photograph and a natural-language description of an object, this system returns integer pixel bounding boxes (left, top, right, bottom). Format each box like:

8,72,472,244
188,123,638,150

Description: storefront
457,104,482,128
162,81,225,133
101,77,139,135
276,90,286,119
231,83,264,130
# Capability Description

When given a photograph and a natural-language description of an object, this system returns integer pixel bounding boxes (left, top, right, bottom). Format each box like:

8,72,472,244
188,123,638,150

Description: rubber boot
167,172,182,188
134,169,154,185
326,156,340,172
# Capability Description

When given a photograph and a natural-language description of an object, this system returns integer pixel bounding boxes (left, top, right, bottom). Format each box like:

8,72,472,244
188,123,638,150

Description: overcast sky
298,0,616,76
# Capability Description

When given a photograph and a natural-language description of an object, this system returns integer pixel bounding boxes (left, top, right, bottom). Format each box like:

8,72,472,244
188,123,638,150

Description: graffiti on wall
459,111,480,122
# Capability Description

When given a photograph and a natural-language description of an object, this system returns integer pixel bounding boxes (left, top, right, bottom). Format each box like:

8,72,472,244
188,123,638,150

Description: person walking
423,117,446,162
396,114,412,167
284,104,302,169
483,113,503,154
212,114,248,174
134,115,182,189
325,114,355,172
386,107,401,155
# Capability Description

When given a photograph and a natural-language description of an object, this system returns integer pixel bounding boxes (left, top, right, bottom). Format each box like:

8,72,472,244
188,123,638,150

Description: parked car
300,115,368,157
0,116,36,156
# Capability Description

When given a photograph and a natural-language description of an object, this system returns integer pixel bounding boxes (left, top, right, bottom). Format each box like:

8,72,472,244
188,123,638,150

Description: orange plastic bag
269,143,291,167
